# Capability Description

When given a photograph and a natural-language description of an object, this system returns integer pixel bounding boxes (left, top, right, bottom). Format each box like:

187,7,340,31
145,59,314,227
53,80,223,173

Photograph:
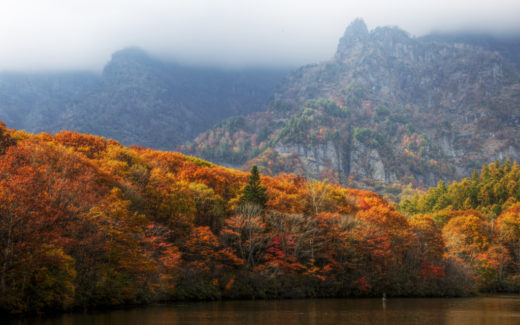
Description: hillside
0,71,99,131
0,122,483,314
400,159,520,292
400,158,520,219
182,19,520,195
0,48,288,149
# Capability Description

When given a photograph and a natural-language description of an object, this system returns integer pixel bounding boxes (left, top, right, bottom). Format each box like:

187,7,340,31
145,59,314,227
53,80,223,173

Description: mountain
0,48,289,149
182,19,520,196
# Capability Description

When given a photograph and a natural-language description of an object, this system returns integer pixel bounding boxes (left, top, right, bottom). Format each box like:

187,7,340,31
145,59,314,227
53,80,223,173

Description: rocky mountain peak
336,19,369,56
371,26,410,44
344,18,369,39
336,19,413,62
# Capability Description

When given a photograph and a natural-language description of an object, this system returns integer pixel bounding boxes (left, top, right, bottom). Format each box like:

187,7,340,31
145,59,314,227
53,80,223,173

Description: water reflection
6,295,520,325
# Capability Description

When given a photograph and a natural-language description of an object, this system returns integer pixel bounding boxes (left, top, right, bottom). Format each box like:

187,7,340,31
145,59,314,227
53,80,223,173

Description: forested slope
0,122,485,314
401,159,520,291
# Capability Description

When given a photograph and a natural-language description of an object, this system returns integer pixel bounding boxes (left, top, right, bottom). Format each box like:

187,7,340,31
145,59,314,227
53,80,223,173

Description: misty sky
1,0,520,71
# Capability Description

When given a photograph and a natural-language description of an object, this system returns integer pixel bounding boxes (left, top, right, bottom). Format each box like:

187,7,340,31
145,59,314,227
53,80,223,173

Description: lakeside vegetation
401,159,520,292
1,122,519,315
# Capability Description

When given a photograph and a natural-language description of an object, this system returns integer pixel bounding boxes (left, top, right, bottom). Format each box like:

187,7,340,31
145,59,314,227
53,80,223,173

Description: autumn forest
1,121,520,315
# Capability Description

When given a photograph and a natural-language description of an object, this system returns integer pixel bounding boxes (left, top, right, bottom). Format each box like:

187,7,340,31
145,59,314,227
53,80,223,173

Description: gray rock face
274,140,388,184
336,18,370,61
274,141,343,178
350,142,386,182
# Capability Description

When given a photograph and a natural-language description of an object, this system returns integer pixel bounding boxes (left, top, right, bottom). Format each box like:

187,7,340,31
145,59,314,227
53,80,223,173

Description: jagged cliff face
182,19,520,193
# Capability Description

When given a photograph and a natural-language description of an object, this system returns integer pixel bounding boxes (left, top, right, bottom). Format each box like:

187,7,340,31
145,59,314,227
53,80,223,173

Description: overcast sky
1,0,520,71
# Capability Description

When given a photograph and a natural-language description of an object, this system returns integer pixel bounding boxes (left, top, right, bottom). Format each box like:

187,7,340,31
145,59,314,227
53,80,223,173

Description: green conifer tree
239,165,268,208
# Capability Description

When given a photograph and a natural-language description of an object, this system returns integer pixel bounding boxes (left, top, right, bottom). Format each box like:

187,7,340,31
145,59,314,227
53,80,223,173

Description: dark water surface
7,295,520,324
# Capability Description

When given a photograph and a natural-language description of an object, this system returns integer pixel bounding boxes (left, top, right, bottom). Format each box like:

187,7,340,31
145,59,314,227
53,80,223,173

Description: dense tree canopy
401,159,520,292
401,159,520,219
0,124,514,314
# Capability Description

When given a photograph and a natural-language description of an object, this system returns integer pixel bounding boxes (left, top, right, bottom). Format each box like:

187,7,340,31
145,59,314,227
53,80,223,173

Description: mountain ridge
0,47,289,149
182,19,520,197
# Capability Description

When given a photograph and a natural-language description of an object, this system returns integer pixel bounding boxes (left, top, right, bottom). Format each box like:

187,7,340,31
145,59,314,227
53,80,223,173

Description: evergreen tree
239,165,268,208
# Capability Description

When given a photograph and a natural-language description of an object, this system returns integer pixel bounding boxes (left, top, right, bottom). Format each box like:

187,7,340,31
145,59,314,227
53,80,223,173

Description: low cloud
1,0,519,71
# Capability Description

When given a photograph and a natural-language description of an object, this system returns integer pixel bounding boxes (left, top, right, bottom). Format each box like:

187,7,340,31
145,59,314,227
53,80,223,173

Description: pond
6,295,520,324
